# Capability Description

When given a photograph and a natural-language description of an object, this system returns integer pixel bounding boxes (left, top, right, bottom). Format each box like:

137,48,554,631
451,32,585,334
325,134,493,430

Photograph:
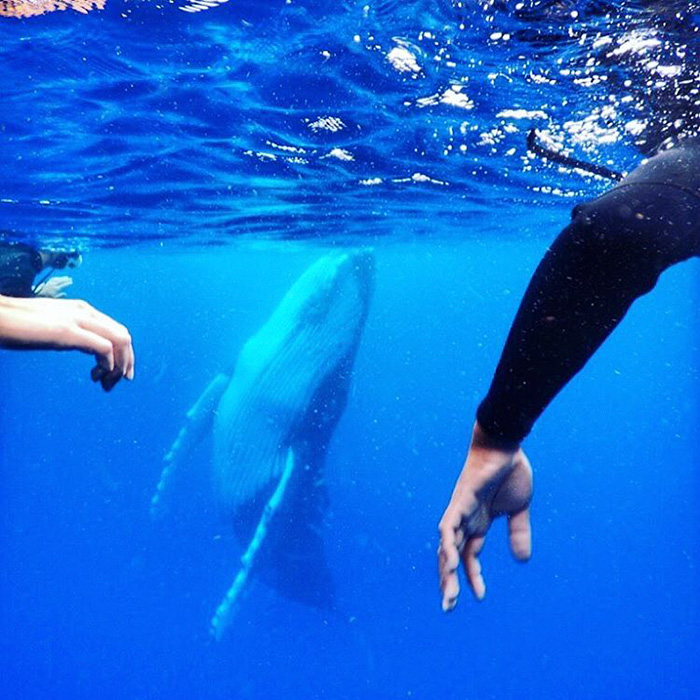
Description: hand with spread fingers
0,294,134,392
34,276,74,299
438,422,533,611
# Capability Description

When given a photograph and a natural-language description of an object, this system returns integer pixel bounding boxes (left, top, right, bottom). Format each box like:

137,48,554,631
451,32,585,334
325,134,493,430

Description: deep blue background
1,237,698,699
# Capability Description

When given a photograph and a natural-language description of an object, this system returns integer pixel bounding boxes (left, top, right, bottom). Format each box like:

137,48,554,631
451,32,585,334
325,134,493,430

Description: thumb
507,507,532,561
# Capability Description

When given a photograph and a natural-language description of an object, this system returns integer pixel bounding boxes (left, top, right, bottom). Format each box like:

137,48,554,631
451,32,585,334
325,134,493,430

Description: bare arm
0,294,134,391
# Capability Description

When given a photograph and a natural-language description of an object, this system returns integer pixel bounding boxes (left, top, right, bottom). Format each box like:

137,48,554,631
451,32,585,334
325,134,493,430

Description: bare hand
0,295,134,391
34,276,74,299
438,422,533,611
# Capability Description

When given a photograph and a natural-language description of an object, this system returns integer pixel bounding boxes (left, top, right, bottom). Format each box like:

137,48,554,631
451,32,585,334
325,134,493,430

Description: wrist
472,420,520,454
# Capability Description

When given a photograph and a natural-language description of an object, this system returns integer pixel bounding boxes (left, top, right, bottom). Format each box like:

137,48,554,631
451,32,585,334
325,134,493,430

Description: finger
438,517,463,612
125,338,135,380
90,309,134,379
112,332,130,378
508,507,532,561
69,327,114,371
75,303,129,344
462,536,486,600
438,544,461,612
76,310,132,375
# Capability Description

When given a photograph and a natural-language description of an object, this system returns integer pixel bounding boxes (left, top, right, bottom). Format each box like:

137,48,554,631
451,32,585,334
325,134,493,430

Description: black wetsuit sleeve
0,245,42,297
476,182,700,445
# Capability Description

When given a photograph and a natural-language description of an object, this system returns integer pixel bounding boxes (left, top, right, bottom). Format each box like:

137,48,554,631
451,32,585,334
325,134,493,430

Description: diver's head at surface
40,249,83,270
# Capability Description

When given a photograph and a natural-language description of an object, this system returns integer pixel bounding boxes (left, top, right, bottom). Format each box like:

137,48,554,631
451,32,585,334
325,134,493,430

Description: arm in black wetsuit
478,181,700,444
437,141,700,611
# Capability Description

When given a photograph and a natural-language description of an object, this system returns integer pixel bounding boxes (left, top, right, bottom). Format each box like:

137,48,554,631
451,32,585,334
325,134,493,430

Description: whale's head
287,248,375,342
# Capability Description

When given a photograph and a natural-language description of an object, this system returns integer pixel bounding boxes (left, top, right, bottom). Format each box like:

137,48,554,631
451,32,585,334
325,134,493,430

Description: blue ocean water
1,1,699,699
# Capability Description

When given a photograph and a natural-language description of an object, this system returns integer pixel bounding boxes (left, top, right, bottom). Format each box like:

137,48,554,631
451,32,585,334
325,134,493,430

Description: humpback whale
151,249,375,639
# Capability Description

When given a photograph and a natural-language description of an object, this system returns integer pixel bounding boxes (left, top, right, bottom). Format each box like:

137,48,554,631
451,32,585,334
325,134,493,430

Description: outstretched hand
438,422,533,611
34,275,74,299
0,295,134,391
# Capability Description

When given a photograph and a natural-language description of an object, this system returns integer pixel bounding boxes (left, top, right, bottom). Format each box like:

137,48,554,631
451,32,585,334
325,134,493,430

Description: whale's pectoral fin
210,448,296,641
251,449,334,609
150,373,230,518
